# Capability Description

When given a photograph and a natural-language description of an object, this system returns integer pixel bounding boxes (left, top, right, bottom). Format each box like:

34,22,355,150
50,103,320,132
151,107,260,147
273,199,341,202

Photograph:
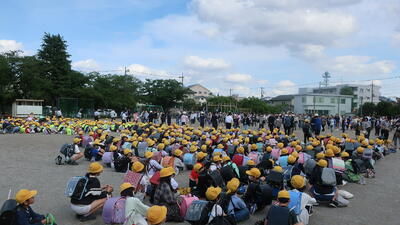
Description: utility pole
178,73,184,85
260,87,264,99
124,67,129,76
371,80,374,103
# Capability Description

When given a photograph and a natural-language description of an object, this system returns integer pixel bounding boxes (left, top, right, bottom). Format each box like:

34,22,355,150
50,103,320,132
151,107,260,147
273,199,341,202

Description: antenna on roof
322,71,330,87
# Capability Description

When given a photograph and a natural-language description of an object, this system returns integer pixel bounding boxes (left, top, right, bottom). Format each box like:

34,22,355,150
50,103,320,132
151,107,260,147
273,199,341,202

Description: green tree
207,96,237,104
140,79,192,110
0,51,17,114
238,97,279,114
360,102,376,116
37,33,72,104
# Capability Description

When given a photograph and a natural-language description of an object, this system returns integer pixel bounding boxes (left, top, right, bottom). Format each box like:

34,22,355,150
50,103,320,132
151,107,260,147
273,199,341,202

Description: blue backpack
65,176,89,200
278,155,289,169
288,191,302,215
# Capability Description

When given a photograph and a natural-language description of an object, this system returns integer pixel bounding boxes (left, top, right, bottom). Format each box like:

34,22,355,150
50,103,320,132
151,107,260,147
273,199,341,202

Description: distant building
268,95,294,112
187,84,213,104
299,84,381,110
293,93,352,115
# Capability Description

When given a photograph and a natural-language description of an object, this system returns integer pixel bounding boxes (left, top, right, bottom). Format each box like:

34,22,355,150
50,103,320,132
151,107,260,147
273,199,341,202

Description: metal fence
56,97,94,118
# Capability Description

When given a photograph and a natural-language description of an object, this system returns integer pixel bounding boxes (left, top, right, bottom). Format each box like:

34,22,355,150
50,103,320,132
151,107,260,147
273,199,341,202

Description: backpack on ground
332,158,345,172
321,168,337,186
185,200,213,225
180,195,199,218
65,176,89,200
288,191,302,215
0,199,17,225
102,197,126,224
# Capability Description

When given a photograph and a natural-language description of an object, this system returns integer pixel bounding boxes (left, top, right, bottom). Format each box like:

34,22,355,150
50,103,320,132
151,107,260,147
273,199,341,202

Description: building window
318,97,324,103
341,98,346,104
330,98,335,104
302,97,306,103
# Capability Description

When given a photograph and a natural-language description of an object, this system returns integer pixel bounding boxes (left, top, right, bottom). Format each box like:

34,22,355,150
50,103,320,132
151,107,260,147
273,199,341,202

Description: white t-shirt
74,145,81,154
225,115,233,124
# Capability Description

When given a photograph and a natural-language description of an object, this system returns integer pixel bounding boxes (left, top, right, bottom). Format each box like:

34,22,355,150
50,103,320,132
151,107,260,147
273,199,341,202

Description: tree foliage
0,33,193,115
139,79,192,110
360,101,400,117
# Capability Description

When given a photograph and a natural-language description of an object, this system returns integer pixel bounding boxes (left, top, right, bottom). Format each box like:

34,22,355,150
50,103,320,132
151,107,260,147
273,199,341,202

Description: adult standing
110,110,117,122
268,114,276,131
225,113,233,129
302,119,312,144
311,114,322,136
211,112,219,129
94,109,100,121
199,112,206,128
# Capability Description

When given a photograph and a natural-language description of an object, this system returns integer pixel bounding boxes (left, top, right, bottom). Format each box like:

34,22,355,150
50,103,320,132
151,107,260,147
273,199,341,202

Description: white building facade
187,84,213,104
294,94,353,115
299,84,381,110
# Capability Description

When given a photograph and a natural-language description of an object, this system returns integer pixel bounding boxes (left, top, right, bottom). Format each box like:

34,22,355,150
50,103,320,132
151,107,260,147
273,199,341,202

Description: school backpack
321,168,337,186
123,170,144,191
288,191,302,215
232,154,244,167
344,142,354,151
363,148,373,159
332,158,345,172
161,156,175,168
114,155,129,173
180,195,199,218
59,144,75,157
183,153,196,166
227,144,235,155
248,152,260,164
266,170,283,188
65,176,89,200
220,165,236,184
278,155,289,169
242,156,250,166
102,197,126,224
0,199,17,225
137,142,148,158
84,146,92,160
209,170,225,188
270,148,280,160
304,159,317,176
185,200,213,225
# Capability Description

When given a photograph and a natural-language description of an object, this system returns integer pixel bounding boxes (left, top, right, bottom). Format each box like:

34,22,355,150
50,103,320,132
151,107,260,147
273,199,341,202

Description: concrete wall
294,95,352,115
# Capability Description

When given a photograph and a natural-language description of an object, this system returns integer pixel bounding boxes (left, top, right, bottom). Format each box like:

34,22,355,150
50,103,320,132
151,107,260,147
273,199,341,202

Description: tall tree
37,33,72,104
140,79,192,110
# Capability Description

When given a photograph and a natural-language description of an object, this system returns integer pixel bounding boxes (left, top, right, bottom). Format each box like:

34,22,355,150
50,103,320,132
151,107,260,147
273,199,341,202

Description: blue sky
1,0,400,97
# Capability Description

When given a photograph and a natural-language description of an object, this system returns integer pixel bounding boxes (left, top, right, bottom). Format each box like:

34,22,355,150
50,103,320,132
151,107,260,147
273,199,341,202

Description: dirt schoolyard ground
0,130,399,225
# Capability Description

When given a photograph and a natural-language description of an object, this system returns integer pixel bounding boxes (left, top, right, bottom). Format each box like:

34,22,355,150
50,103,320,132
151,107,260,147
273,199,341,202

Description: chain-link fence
56,97,94,118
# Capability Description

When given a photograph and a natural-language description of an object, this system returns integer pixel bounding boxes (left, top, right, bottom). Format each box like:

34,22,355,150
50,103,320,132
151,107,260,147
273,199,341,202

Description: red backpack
232,154,244,167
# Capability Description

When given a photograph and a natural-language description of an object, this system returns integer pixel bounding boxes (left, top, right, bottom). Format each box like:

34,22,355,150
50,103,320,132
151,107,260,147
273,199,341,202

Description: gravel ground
0,129,399,225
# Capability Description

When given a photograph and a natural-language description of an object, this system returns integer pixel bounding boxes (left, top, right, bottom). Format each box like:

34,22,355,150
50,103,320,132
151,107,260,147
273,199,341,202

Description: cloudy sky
1,0,400,97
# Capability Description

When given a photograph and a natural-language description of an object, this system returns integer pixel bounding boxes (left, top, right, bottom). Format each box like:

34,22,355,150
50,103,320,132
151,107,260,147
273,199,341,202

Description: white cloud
278,80,296,87
323,55,396,76
124,64,174,80
225,73,252,83
184,55,230,71
72,59,100,71
0,40,24,53
192,0,357,51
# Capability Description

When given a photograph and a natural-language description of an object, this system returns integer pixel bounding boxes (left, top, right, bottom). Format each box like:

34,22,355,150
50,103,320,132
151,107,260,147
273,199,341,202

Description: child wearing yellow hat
14,189,50,225
153,167,183,222
264,190,302,225
225,178,250,222
289,175,317,224
70,162,113,222
118,182,150,225
147,205,167,225
67,138,84,165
